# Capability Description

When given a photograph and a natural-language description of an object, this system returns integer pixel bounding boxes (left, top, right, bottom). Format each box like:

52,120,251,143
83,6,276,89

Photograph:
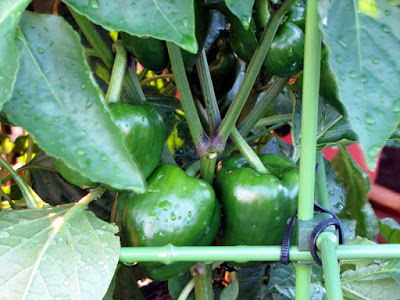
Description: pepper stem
190,263,214,300
239,77,290,137
185,160,200,177
230,128,269,174
217,0,297,143
196,50,221,134
105,41,127,104
167,42,208,152
200,154,217,184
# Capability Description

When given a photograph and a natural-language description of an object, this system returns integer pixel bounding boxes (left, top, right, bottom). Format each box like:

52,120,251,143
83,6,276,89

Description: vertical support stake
317,232,343,300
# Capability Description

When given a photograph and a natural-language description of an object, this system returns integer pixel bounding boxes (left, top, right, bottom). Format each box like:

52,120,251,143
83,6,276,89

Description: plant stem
200,154,217,184
140,74,174,86
177,279,195,300
315,151,330,209
69,7,113,68
125,59,146,102
137,68,149,81
185,160,201,177
23,134,34,182
84,48,100,59
191,263,214,300
161,144,177,165
0,155,46,209
254,114,292,128
196,50,221,134
230,128,268,174
167,42,208,152
76,186,105,207
239,77,290,137
217,0,296,143
105,41,127,104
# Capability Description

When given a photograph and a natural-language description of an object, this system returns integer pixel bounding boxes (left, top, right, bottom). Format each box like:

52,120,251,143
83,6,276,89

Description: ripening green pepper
229,16,258,64
214,154,299,248
121,0,209,71
287,1,306,30
254,0,271,30
263,22,305,76
121,33,169,72
122,164,221,281
227,3,304,77
209,34,239,100
108,102,164,178
54,102,165,188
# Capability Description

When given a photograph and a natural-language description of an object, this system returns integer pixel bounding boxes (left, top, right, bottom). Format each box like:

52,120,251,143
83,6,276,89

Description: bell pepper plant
0,0,399,299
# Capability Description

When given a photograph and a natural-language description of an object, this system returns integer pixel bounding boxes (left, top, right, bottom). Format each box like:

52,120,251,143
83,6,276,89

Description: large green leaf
331,146,378,240
379,218,400,243
3,12,146,192
29,152,115,222
0,197,120,299
319,0,400,169
317,157,346,214
265,263,325,300
62,0,197,53
291,96,356,162
237,265,267,300
224,0,255,29
168,271,195,300
0,0,31,108
220,278,239,300
341,260,400,299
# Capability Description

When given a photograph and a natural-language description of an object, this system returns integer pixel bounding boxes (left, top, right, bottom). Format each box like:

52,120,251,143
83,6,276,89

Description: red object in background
280,133,379,182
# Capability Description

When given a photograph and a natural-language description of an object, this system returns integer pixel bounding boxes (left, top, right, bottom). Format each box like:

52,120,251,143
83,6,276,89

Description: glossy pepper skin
287,1,305,31
229,16,258,64
108,102,165,178
122,0,210,71
54,102,164,188
209,34,239,100
122,164,221,281
215,154,299,248
263,22,305,76
121,33,169,72
254,0,271,30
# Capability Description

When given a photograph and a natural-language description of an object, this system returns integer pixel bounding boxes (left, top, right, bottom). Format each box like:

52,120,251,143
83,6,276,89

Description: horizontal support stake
119,244,400,264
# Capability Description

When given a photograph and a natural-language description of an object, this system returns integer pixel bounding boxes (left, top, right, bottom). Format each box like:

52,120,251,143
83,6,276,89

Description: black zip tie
309,217,343,266
280,211,297,265
280,202,344,265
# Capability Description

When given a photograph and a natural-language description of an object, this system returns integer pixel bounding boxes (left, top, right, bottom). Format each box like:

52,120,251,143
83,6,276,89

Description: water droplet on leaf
76,148,85,156
89,0,99,9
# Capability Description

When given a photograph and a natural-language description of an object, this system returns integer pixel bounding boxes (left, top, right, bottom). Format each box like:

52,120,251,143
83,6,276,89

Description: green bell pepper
263,22,305,76
215,154,299,247
287,1,306,30
108,102,165,178
54,102,164,187
122,164,221,281
209,33,239,100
